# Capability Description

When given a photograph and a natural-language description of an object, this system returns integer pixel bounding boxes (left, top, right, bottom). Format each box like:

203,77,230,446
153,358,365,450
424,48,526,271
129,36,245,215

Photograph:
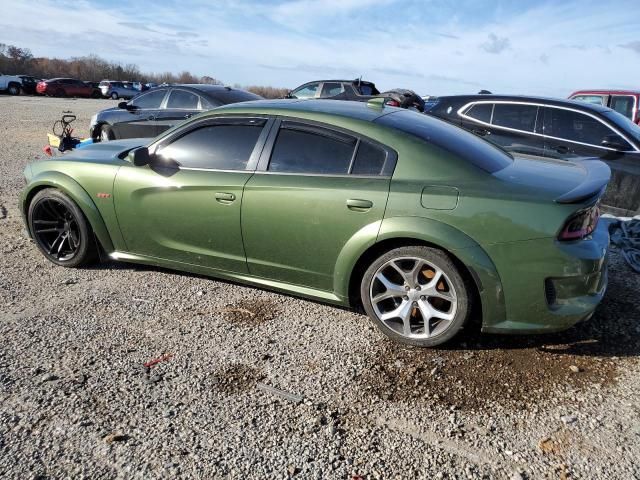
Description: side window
543,108,625,147
131,89,166,109
610,96,635,121
166,89,200,109
492,104,538,132
572,95,606,106
157,121,265,170
464,103,493,123
320,82,344,97
290,83,319,99
351,141,388,175
357,84,374,95
268,124,357,174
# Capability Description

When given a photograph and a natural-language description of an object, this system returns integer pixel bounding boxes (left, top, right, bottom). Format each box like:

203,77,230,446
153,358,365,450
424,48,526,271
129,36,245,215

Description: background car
17,75,42,95
287,79,425,111
570,90,640,125
0,73,23,95
90,84,263,141
98,80,137,100
36,78,97,97
21,99,609,348
424,94,640,215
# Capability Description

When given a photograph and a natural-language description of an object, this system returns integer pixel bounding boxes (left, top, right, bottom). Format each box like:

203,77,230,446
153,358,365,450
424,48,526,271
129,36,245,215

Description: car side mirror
285,91,293,99
130,147,152,166
601,134,629,151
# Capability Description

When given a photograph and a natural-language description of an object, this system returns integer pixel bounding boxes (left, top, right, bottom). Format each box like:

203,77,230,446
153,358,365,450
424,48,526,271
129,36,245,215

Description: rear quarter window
376,110,513,173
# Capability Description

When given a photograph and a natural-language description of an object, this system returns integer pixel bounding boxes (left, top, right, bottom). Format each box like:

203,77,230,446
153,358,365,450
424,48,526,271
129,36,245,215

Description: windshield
602,110,640,144
377,110,513,173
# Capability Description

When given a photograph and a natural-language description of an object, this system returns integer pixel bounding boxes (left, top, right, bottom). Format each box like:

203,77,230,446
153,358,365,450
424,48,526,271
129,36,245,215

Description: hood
59,138,146,165
494,155,611,204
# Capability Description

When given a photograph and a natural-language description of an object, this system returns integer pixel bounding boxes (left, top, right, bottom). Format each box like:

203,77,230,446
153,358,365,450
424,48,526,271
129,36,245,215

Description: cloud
480,33,510,54
620,41,640,54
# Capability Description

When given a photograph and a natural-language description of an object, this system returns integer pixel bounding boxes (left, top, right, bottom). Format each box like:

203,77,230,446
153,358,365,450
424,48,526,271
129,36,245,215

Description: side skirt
109,251,348,306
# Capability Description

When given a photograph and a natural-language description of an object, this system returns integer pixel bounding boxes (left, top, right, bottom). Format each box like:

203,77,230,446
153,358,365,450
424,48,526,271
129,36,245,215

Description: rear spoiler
555,160,611,204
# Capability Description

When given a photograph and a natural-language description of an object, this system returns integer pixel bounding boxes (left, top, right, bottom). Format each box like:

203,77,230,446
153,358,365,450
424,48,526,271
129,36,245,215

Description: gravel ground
1,96,640,479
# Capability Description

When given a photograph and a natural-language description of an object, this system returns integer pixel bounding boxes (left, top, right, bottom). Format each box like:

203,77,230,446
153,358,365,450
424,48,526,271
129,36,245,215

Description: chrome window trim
164,88,202,111
252,170,392,179
178,167,251,173
457,100,640,152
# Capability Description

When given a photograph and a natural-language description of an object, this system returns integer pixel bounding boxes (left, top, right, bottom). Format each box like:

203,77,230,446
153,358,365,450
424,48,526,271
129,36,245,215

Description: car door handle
554,145,570,154
215,192,236,203
472,128,490,136
346,199,373,211
184,113,193,119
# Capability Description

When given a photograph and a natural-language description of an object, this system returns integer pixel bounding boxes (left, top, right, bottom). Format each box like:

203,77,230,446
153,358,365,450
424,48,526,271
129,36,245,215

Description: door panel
114,166,252,272
113,110,160,139
241,174,389,290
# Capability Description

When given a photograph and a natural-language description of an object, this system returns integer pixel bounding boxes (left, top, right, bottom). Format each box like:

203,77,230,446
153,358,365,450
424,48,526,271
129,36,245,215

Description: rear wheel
28,189,98,268
7,83,21,95
360,246,470,347
110,92,118,100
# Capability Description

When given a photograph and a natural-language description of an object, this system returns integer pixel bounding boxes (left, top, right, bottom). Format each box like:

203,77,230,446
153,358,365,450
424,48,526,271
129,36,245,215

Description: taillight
558,205,600,241
385,99,400,107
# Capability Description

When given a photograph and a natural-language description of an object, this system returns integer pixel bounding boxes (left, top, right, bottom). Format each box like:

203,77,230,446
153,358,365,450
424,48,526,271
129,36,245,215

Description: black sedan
90,85,262,142
425,94,640,215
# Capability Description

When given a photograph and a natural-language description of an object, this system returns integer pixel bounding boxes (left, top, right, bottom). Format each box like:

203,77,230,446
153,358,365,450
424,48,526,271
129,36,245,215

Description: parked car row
0,74,154,98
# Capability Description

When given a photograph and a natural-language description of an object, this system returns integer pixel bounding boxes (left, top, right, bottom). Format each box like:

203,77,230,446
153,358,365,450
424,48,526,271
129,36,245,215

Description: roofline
569,89,640,96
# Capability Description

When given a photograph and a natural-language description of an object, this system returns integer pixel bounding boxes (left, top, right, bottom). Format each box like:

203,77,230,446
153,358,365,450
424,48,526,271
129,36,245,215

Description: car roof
212,98,398,122
570,89,640,96
434,94,612,114
298,79,376,85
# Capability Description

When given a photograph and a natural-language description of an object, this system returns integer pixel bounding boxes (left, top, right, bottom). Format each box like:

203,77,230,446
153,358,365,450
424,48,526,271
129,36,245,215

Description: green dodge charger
20,99,610,347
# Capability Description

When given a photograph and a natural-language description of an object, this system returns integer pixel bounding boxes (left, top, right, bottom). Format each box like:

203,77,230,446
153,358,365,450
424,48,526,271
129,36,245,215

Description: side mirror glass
118,101,128,109
601,133,629,151
130,147,151,166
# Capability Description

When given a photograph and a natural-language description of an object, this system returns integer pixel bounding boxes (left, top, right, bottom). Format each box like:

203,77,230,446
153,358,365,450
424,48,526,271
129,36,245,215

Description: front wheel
98,124,115,142
110,92,118,100
360,246,470,347
28,189,98,268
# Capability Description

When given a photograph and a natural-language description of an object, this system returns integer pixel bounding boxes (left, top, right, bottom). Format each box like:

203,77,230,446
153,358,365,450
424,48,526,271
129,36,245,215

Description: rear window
208,89,262,105
602,110,640,144
376,110,513,173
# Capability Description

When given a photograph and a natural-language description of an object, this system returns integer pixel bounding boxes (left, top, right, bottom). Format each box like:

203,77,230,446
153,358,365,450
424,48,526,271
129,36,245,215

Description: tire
28,188,98,268
7,83,21,95
91,90,101,99
360,246,470,347
98,124,115,142
110,92,118,100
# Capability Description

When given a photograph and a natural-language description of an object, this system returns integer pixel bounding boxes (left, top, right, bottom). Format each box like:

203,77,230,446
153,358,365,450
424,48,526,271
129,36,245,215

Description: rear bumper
480,222,609,334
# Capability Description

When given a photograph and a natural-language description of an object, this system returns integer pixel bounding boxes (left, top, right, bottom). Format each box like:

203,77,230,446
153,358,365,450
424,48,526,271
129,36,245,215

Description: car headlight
90,114,98,127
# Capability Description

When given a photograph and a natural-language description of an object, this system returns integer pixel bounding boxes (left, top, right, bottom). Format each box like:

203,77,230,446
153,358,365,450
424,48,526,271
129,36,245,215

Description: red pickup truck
569,90,640,125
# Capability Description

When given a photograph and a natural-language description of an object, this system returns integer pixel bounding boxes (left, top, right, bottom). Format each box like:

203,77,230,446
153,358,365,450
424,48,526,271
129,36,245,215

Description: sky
2,0,640,97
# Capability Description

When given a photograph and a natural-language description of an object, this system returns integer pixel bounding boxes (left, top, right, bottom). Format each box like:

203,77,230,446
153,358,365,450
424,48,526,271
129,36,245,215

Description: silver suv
99,80,136,100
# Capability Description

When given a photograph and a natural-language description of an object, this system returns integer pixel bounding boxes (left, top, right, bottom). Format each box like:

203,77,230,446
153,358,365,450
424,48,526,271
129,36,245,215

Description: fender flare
333,216,506,326
21,171,115,253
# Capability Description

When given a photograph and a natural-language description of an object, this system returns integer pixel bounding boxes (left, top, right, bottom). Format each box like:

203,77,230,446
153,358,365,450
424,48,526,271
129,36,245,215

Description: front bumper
481,222,609,334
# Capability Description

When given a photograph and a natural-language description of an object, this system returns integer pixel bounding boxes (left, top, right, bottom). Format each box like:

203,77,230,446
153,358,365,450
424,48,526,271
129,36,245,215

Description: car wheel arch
22,173,115,254
336,216,506,328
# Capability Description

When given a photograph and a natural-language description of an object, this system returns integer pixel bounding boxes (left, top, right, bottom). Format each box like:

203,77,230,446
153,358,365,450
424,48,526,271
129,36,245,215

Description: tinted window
492,103,538,132
543,108,618,146
602,110,640,144
157,122,265,170
131,89,166,108
321,82,344,97
206,88,262,104
268,125,357,174
376,110,513,173
351,141,387,175
572,95,606,106
291,83,319,99
465,103,493,123
167,89,200,109
610,96,635,120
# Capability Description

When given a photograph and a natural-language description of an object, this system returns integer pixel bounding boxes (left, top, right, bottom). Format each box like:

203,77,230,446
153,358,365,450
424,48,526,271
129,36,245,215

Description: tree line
0,44,289,98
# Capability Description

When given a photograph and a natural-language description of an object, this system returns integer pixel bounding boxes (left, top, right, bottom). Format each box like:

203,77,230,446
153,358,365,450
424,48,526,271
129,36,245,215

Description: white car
0,73,22,95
